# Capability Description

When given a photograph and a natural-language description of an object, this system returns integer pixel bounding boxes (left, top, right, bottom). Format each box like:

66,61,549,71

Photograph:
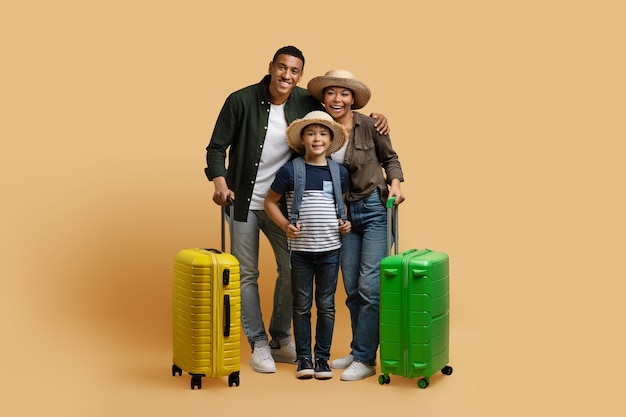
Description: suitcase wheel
441,365,453,376
378,374,390,385
228,371,240,387
191,374,203,390
171,364,182,377
417,378,430,389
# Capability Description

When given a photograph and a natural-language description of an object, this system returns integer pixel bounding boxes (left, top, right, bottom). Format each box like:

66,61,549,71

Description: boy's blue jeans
340,189,388,365
290,248,341,360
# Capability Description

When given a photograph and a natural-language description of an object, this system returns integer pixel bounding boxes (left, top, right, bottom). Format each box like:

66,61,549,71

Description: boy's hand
286,222,301,239
338,219,351,235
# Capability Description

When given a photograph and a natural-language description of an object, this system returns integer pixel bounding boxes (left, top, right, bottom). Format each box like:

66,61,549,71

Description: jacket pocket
353,140,376,164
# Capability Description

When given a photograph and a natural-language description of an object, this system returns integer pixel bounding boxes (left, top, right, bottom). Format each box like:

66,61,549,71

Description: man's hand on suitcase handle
212,176,235,206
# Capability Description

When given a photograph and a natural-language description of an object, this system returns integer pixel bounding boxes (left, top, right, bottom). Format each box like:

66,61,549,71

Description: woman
307,70,405,381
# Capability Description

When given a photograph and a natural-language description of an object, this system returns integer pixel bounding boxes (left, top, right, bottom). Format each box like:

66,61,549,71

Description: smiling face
322,86,354,120
300,123,333,159
267,54,304,105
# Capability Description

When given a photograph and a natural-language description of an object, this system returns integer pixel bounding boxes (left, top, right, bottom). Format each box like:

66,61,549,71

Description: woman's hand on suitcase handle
388,180,405,205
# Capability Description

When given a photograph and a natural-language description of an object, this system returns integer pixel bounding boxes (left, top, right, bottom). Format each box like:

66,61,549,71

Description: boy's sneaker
296,357,314,379
340,361,376,381
269,339,297,364
249,345,276,373
330,353,354,369
314,358,333,380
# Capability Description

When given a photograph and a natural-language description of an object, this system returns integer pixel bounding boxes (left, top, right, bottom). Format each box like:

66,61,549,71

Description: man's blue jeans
229,210,292,347
340,189,388,365
290,248,340,360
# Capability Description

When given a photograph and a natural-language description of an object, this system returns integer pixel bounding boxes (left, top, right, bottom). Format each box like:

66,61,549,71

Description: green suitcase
378,198,453,388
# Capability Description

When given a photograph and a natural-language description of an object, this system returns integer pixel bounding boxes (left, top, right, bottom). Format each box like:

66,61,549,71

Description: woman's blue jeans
291,248,340,360
340,189,388,365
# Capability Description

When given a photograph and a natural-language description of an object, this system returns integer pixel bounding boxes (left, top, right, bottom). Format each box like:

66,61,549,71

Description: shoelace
351,361,369,370
256,346,273,361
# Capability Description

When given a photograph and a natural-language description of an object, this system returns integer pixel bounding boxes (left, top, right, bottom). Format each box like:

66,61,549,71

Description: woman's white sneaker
330,354,354,369
340,361,376,381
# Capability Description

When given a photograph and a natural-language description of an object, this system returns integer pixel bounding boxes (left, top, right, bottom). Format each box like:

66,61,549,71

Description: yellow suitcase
171,208,240,389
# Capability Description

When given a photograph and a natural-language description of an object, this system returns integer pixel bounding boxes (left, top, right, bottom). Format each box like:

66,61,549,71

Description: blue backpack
289,157,347,227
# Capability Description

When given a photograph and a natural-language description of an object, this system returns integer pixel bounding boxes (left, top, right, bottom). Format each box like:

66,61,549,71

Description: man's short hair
272,46,305,69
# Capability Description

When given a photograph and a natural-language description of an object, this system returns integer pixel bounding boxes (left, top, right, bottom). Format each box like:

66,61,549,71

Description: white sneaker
340,361,376,381
270,339,297,364
330,354,354,369
250,345,276,373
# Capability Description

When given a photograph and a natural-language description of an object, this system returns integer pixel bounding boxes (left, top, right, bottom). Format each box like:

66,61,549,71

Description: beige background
1,1,624,416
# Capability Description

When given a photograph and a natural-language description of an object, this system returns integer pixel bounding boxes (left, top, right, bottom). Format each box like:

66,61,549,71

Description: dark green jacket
205,75,322,221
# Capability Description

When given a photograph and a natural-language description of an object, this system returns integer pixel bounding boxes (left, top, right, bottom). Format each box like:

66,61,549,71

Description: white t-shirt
330,140,348,164
249,103,291,210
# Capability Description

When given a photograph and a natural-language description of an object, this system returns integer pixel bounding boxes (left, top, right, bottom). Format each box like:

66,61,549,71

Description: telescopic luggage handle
221,197,234,253
386,197,399,256
221,197,234,338
204,197,233,255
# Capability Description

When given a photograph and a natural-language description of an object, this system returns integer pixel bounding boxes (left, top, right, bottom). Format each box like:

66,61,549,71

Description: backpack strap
327,158,347,222
290,157,306,226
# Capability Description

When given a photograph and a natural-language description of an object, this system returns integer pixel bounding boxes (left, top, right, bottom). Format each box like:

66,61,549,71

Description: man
204,46,388,373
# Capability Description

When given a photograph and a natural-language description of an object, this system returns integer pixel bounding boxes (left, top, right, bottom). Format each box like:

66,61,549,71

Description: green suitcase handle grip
413,269,427,279
386,196,397,209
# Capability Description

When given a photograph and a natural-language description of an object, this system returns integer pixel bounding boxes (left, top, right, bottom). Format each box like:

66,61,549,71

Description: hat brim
307,76,371,110
286,116,347,156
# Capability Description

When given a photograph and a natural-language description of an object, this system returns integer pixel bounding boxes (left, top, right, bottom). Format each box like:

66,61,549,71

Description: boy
264,111,351,380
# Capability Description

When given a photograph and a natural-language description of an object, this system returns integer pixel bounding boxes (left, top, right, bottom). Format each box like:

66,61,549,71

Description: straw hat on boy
286,110,348,156
307,69,372,110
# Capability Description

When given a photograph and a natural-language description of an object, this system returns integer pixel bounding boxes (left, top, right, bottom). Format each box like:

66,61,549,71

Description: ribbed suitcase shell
379,248,452,387
378,198,452,388
172,248,241,389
